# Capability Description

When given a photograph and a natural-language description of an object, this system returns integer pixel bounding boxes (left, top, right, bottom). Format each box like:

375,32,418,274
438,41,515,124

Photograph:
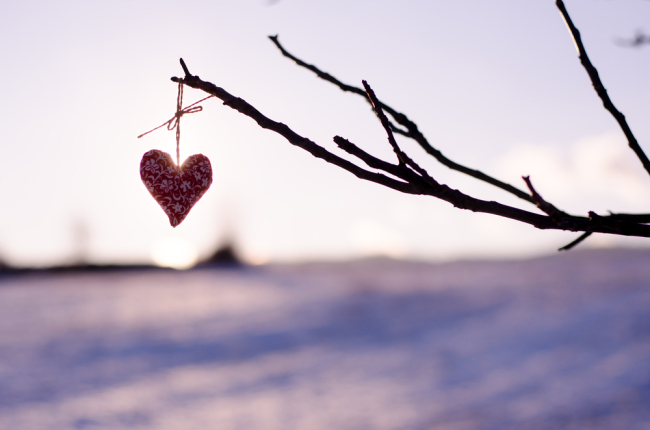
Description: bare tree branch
155,0,650,250
556,0,650,176
172,65,650,239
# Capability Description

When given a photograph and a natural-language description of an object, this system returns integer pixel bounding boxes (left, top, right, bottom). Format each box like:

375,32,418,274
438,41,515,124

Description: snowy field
0,249,649,430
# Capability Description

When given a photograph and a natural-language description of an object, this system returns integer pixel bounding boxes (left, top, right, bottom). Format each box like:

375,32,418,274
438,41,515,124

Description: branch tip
179,58,191,77
558,232,592,251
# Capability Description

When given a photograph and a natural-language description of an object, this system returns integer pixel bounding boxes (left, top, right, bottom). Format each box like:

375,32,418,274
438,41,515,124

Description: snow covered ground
0,249,649,430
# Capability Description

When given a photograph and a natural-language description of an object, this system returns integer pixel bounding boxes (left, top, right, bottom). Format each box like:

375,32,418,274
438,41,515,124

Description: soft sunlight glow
151,237,199,270
244,252,269,266
349,219,407,259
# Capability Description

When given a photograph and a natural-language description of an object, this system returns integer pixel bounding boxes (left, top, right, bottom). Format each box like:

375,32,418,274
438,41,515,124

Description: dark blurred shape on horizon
0,238,246,274
198,241,243,267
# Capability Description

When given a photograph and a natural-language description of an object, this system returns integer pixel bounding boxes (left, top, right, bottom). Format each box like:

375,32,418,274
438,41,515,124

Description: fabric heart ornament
140,149,213,227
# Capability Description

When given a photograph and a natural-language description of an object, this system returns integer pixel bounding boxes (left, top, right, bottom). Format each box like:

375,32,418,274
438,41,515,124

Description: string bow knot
138,82,213,165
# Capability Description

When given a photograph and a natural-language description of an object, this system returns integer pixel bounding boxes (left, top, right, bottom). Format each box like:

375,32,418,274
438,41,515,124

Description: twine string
137,81,214,166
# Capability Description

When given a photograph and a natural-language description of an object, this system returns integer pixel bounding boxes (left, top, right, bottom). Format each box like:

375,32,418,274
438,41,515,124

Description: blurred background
0,0,649,268
1,1,650,429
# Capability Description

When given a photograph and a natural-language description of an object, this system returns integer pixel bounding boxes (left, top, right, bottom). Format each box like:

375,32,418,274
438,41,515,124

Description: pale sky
1,0,649,267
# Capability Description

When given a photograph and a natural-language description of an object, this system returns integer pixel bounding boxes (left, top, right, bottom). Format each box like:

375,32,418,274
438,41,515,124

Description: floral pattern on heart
140,149,213,227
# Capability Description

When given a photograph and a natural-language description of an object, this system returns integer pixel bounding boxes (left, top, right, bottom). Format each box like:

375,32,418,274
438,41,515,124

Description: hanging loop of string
138,81,214,165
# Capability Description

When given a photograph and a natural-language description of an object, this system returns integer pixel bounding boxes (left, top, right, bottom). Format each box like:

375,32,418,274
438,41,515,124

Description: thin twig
389,125,411,137
556,0,650,177
362,80,405,166
180,58,192,77
362,80,438,185
522,176,572,227
559,232,592,251
333,136,423,183
268,35,535,203
521,175,595,250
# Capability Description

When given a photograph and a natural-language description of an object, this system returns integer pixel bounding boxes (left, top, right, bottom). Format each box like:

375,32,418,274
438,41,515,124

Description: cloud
493,134,650,214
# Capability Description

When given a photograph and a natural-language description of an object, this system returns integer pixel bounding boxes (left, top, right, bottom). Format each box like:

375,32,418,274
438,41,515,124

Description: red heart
140,149,213,227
